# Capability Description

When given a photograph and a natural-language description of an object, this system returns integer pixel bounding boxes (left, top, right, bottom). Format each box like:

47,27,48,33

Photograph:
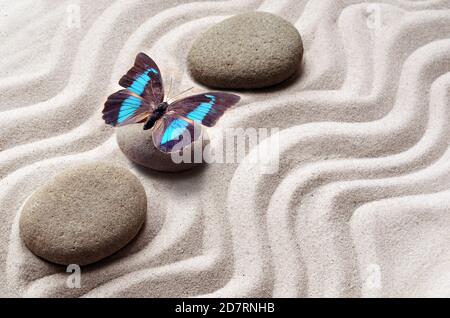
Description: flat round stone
188,12,303,89
19,163,147,265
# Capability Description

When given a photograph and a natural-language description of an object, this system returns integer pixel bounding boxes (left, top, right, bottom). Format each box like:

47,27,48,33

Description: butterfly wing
102,89,152,126
119,52,164,105
152,114,201,153
167,92,240,127
151,91,240,153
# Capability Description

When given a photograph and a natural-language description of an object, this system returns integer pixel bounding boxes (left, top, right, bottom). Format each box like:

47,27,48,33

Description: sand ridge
1,0,450,297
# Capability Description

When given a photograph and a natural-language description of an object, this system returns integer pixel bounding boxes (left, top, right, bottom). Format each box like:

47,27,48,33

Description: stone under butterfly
102,52,240,153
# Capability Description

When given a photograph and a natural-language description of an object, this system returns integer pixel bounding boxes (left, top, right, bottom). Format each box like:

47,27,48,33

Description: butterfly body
102,52,240,153
143,101,169,130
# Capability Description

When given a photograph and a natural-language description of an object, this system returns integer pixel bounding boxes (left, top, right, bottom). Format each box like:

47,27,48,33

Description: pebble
188,12,303,89
19,163,147,265
116,124,208,172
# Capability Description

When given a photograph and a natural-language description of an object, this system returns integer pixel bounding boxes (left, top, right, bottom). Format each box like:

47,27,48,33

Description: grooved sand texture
2,0,450,298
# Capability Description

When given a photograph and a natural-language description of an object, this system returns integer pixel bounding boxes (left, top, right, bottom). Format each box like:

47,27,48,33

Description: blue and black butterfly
102,52,240,152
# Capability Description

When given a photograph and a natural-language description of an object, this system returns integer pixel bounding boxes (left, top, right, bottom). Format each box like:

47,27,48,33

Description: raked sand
1,0,450,297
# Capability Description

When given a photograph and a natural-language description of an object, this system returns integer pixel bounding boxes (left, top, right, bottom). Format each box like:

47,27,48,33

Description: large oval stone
188,12,303,89
19,163,147,265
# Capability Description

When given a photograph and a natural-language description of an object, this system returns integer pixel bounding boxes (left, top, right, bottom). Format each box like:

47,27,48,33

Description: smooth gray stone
188,12,303,89
116,124,208,172
19,163,147,265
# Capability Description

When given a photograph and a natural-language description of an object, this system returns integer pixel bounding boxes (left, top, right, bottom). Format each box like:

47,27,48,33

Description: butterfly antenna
168,86,195,103
166,77,173,101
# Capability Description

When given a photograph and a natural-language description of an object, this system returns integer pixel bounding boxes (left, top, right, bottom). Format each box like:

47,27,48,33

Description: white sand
1,0,450,297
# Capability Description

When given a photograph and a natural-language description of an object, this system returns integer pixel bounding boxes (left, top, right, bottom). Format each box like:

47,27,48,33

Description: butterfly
102,52,240,153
